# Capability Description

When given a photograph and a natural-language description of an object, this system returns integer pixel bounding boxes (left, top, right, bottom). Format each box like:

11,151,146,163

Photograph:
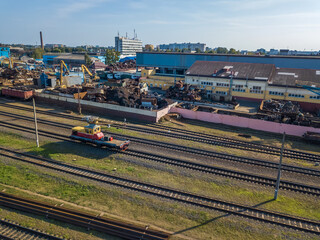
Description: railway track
0,193,170,240
0,218,63,240
112,123,320,163
0,147,319,235
0,101,319,163
0,120,319,196
0,110,319,178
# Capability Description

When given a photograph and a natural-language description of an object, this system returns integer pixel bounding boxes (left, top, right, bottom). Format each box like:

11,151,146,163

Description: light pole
33,98,39,147
274,132,286,200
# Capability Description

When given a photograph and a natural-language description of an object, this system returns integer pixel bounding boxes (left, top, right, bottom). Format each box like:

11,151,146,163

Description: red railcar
1,88,33,100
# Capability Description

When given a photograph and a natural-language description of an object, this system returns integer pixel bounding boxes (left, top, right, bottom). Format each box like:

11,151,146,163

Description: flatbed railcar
70,118,130,150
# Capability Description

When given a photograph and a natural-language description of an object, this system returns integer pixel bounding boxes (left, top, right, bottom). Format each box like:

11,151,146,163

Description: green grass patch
0,130,319,222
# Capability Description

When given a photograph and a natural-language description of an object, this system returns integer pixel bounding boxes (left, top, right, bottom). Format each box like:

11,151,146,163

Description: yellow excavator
81,64,98,84
56,60,69,87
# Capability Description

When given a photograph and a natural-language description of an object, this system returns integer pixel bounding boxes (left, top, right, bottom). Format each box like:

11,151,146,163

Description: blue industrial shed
137,52,320,71
0,47,10,58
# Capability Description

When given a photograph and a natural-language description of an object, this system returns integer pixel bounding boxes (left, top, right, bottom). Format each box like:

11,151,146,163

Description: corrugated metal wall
137,53,320,70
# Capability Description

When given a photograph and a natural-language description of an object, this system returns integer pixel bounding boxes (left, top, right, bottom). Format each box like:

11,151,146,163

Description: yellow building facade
140,69,184,90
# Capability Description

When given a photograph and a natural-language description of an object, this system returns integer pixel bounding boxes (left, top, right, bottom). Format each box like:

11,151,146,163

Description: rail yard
0,96,318,240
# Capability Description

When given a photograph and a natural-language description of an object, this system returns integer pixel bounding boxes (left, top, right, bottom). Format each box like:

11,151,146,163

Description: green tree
105,49,120,65
228,48,237,54
216,47,228,54
52,48,61,53
32,48,45,59
195,48,201,53
85,53,92,66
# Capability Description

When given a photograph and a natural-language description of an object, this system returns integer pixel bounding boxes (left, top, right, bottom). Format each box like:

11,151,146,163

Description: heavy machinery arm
81,64,98,84
296,84,320,96
57,60,69,86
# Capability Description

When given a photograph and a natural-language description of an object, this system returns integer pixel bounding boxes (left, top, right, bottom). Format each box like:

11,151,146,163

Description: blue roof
119,56,136,62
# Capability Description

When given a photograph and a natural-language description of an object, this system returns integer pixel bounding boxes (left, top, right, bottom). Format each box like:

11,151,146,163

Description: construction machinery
81,64,98,84
70,116,130,150
56,60,69,86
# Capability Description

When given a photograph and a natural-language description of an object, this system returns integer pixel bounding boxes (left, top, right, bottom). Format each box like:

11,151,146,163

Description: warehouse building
184,61,320,112
137,52,320,92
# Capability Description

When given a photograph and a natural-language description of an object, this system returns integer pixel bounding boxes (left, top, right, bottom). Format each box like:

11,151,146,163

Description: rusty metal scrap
166,81,204,101
106,60,136,71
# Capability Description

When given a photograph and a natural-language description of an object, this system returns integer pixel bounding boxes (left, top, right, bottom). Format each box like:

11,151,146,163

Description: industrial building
137,52,320,93
184,61,320,112
115,36,142,57
159,42,206,52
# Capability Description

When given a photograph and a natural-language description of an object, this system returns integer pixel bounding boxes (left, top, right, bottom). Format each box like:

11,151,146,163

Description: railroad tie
139,225,149,240
46,205,55,218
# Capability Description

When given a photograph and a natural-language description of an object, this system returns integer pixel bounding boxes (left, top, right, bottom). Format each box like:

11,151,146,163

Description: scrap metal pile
106,60,136,71
259,99,319,126
50,78,171,109
166,81,205,101
0,67,40,86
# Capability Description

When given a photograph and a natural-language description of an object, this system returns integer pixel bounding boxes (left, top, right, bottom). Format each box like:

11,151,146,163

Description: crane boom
81,64,97,84
57,60,69,86
296,84,320,96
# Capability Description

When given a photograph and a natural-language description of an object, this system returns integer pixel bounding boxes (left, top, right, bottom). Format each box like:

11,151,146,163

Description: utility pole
78,86,82,115
274,132,286,200
33,98,39,147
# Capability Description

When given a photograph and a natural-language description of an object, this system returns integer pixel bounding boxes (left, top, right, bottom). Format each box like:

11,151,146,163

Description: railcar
1,88,33,100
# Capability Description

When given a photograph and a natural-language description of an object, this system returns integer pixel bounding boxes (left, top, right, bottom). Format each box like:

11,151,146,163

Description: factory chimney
40,31,44,50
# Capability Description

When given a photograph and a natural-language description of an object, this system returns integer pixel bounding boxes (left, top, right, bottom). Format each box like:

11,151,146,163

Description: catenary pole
33,97,39,147
274,132,286,200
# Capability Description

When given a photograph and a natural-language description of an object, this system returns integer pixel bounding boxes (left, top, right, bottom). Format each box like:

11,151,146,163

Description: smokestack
40,31,44,50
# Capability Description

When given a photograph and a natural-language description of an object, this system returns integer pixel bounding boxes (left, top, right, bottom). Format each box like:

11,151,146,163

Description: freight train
70,116,130,150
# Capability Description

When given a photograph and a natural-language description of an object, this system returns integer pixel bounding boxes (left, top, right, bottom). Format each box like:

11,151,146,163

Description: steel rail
0,148,319,235
0,110,318,178
0,102,319,162
0,121,318,196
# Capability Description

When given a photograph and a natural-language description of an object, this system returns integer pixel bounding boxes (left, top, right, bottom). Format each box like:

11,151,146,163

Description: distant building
115,36,143,57
240,50,248,55
269,49,279,55
45,44,65,48
256,48,266,54
159,42,206,52
0,47,10,58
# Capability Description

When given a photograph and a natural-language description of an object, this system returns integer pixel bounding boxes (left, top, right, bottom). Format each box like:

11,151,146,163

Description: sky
1,0,320,51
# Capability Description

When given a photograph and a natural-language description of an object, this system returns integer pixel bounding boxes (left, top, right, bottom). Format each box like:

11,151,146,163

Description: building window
215,91,228,95
201,81,213,86
269,91,284,96
250,89,263,94
206,90,213,94
310,95,320,100
233,89,245,92
150,83,153,87
216,83,229,87
288,93,304,98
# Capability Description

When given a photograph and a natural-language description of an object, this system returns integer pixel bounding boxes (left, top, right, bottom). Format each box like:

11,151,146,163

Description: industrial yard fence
170,107,320,137
35,91,177,122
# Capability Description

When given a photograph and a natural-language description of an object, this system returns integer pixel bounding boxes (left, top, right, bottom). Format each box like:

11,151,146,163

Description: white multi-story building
115,36,143,57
